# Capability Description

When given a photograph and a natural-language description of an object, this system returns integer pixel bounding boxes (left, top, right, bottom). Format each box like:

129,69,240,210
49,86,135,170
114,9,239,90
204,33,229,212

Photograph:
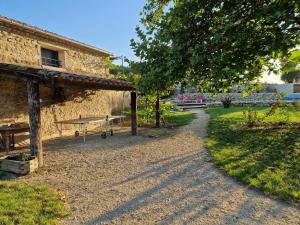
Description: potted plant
0,153,38,175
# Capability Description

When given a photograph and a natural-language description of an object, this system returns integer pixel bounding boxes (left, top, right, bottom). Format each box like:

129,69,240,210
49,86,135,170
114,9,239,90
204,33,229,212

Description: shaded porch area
0,63,137,167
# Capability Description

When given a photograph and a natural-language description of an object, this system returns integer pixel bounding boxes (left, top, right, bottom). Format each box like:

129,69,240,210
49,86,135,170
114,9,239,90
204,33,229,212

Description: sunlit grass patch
0,182,68,225
207,106,300,202
163,111,197,126
124,106,196,127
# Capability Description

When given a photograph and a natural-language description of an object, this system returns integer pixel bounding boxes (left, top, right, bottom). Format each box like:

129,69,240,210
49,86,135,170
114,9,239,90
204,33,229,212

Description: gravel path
18,109,300,225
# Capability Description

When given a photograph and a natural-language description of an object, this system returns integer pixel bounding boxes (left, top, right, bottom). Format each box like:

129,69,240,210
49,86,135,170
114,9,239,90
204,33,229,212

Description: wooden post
155,96,160,128
27,79,43,167
131,91,137,135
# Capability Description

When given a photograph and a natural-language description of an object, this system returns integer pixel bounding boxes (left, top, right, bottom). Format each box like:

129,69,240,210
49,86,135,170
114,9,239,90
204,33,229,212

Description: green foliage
280,49,300,83
243,108,262,128
109,64,131,77
265,94,294,123
294,99,300,110
108,59,140,84
18,153,32,161
124,100,195,126
160,101,176,120
207,106,300,202
281,49,300,74
281,70,300,83
138,95,157,123
0,182,68,225
132,0,300,93
242,93,295,127
137,98,177,124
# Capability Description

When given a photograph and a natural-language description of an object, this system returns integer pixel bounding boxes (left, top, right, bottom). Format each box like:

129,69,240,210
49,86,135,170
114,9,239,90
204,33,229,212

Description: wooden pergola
0,63,137,167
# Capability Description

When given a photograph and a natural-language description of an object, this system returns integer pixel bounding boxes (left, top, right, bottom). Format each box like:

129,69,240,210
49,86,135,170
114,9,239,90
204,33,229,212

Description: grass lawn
163,111,197,126
0,181,68,225
124,107,196,127
207,106,300,202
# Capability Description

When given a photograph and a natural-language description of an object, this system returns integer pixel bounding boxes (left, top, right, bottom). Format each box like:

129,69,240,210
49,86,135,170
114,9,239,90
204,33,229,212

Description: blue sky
0,0,146,65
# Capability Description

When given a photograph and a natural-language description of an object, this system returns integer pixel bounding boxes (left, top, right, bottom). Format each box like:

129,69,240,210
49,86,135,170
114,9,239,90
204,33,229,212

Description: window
41,48,62,67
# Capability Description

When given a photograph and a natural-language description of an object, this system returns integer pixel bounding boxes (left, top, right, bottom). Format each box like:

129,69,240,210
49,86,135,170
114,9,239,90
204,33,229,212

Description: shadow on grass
208,107,300,202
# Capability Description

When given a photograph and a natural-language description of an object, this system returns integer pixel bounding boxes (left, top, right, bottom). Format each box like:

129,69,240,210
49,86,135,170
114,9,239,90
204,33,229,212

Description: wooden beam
131,91,137,136
56,78,135,91
27,79,43,167
0,68,136,92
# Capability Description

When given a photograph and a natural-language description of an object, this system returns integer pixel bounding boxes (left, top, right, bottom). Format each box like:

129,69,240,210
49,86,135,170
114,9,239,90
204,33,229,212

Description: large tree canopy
131,0,300,92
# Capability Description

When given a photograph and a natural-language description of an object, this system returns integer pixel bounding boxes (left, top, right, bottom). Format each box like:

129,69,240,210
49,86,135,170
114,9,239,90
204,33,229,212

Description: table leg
12,133,15,148
4,131,10,154
83,124,86,143
60,123,63,136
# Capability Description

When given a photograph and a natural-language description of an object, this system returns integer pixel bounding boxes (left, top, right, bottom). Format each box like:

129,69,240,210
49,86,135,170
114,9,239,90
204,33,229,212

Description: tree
132,0,300,94
129,59,176,127
280,49,300,83
130,24,178,127
281,70,300,83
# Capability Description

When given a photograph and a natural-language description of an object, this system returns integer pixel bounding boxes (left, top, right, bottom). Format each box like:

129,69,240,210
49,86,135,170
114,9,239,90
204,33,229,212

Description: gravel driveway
18,109,300,225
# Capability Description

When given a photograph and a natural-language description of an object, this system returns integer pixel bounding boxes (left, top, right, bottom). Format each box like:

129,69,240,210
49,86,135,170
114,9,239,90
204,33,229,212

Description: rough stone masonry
0,16,129,145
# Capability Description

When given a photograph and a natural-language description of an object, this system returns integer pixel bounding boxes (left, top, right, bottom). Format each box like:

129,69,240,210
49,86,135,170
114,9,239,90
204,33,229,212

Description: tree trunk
155,96,160,128
131,92,137,135
27,79,43,167
145,97,149,123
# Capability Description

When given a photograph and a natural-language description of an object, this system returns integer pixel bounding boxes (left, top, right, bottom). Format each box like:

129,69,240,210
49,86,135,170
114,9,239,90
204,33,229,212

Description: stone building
0,16,132,147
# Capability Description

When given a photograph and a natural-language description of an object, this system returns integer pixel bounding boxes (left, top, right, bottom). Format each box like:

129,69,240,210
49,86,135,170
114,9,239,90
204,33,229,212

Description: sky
0,0,284,83
0,0,146,65
260,72,283,84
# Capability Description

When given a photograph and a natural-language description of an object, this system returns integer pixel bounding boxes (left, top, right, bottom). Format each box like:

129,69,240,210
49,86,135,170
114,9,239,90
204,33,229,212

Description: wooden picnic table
0,125,30,153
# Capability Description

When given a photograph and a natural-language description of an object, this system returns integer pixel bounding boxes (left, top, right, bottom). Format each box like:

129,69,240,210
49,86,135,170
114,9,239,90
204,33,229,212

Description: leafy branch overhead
281,49,300,83
132,0,300,93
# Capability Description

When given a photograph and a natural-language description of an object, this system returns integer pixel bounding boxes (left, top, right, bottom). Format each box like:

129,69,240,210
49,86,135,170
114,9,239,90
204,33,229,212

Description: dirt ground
17,110,300,225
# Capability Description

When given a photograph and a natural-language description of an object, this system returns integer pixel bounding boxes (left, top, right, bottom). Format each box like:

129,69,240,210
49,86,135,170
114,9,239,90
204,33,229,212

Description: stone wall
0,22,109,75
0,20,130,146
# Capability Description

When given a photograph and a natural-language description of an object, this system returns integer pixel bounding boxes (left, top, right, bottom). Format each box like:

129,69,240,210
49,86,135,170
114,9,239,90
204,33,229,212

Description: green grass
124,107,196,127
163,111,197,126
0,182,68,225
207,106,300,202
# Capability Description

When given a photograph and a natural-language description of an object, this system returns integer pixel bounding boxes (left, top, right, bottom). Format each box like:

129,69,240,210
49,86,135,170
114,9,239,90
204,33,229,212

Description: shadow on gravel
85,148,299,225
43,126,178,153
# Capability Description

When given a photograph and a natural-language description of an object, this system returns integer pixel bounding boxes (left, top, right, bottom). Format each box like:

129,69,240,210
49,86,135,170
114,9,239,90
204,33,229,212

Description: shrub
160,101,176,115
293,99,300,111
138,96,156,123
243,108,262,127
18,153,32,161
220,94,234,108
137,96,177,125
265,94,294,123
